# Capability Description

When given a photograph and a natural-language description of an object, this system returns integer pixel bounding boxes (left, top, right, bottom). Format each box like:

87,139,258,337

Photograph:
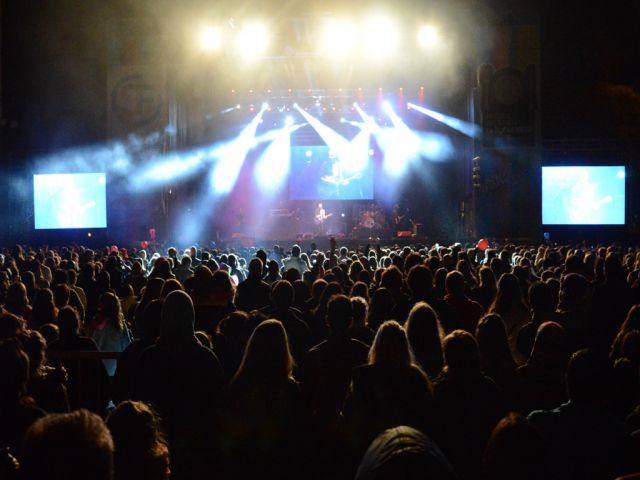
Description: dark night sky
1,0,639,154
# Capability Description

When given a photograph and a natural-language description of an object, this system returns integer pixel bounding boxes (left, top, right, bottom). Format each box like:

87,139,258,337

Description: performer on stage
314,202,332,235
393,203,411,231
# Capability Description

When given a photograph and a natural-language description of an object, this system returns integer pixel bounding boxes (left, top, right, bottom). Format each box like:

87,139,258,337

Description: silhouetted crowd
1,240,640,480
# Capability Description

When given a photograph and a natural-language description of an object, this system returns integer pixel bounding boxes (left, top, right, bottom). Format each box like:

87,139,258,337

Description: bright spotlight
254,127,292,193
200,26,222,51
262,102,270,111
363,16,399,57
285,116,294,126
408,102,481,138
382,101,393,114
211,108,265,193
236,22,269,59
321,19,357,58
418,25,439,48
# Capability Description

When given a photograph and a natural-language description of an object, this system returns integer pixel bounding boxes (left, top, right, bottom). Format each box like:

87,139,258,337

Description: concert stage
225,232,430,251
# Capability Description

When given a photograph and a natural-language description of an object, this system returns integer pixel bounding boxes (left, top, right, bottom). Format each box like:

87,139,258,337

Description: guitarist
393,203,411,232
314,203,332,235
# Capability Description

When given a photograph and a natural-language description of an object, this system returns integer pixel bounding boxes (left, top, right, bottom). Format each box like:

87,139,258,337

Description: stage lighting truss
197,19,441,59
224,87,429,125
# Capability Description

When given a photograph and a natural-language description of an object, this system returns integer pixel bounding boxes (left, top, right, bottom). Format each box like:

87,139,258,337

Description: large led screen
542,166,625,225
289,145,374,200
34,173,107,229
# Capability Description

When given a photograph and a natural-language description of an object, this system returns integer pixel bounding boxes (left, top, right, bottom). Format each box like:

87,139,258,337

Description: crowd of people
1,239,640,479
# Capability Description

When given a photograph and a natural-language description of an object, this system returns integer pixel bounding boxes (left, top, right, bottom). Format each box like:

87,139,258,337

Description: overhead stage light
200,26,222,51
321,19,357,58
363,16,399,58
418,25,439,48
236,22,269,59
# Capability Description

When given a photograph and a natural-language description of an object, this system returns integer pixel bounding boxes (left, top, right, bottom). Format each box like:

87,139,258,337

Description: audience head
0,339,31,404
442,330,481,378
106,400,169,480
475,313,513,365
0,312,27,341
22,409,114,480
406,265,433,298
566,349,607,404
482,413,545,480
234,319,293,385
445,270,466,297
97,292,125,331
406,302,443,353
368,320,413,367
326,294,353,335
355,426,456,480
272,280,294,309
160,278,183,298
159,290,196,347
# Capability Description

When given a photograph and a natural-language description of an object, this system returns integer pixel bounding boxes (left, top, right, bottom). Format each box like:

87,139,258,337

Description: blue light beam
407,102,481,138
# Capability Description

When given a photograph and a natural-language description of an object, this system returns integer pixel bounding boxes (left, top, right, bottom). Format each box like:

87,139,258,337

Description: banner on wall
107,19,167,139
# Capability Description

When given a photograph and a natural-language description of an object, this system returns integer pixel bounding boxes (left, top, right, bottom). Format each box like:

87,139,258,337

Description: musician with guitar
314,202,332,235
393,203,411,232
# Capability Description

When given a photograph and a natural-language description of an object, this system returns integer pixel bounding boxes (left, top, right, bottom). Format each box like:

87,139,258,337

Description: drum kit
352,204,387,236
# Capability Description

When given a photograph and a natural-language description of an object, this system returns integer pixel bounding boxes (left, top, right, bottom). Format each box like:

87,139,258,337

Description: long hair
232,319,293,387
611,304,640,360
367,287,394,332
32,288,58,327
107,400,170,480
368,320,414,368
406,302,444,378
98,292,125,332
476,313,516,372
5,281,29,313
489,273,525,315
442,330,481,378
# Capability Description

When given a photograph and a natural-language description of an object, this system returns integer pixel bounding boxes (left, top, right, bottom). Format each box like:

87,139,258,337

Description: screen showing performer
542,166,625,225
34,173,107,229
289,145,374,200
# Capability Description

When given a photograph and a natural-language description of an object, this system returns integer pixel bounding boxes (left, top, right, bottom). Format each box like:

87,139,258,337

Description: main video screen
289,145,374,200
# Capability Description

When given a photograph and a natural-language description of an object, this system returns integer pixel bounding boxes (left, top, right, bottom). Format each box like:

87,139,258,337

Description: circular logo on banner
111,74,162,128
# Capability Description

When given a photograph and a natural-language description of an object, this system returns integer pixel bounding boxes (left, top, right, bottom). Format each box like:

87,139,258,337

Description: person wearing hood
138,290,225,480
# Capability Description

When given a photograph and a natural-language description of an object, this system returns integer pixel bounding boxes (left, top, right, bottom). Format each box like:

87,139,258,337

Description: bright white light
321,19,357,58
285,116,294,126
200,26,222,51
363,16,399,57
408,102,482,138
262,102,270,111
343,130,370,174
618,170,626,179
254,128,292,193
418,25,439,48
382,101,393,114
211,109,265,193
305,150,313,157
236,23,269,59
